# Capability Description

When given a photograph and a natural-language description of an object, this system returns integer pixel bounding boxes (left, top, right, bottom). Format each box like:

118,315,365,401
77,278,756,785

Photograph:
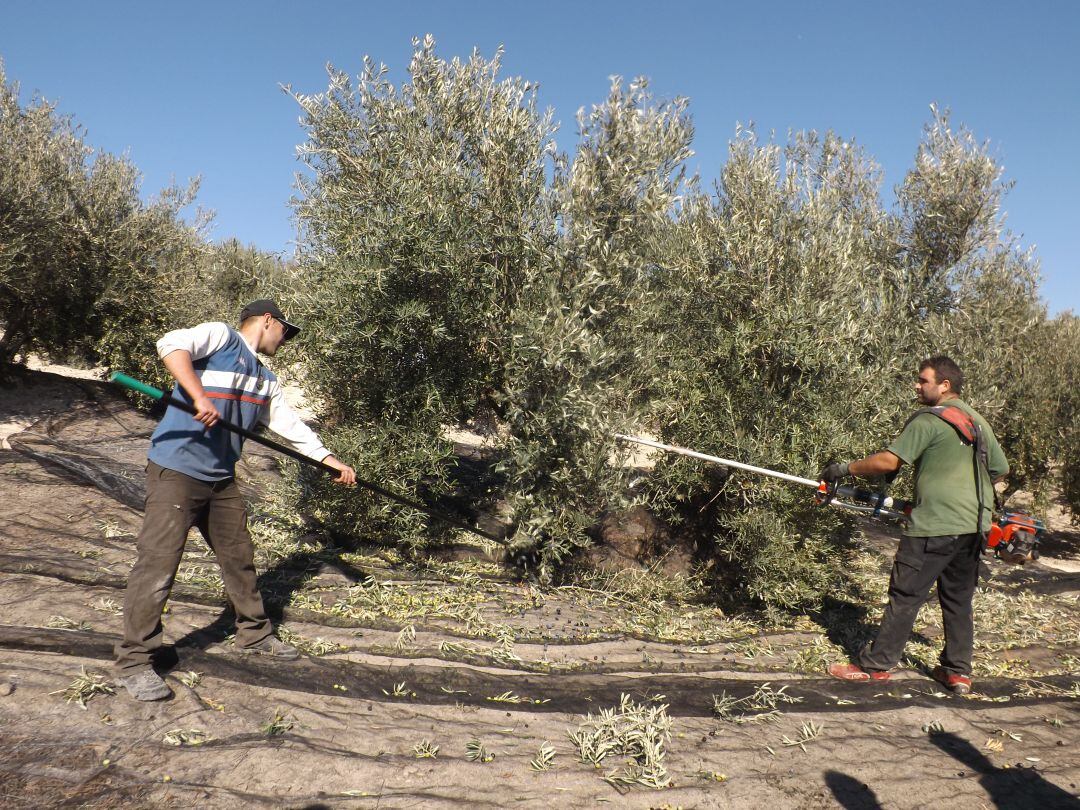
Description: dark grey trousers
114,461,272,672
857,532,983,676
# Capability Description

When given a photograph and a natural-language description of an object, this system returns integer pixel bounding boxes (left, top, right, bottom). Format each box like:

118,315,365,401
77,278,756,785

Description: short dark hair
920,355,964,394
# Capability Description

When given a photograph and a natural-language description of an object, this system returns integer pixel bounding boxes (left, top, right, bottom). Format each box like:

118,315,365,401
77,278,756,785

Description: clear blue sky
3,1,1077,313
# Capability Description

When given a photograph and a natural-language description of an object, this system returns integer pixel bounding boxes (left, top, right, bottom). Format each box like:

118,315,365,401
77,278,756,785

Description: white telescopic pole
614,433,820,489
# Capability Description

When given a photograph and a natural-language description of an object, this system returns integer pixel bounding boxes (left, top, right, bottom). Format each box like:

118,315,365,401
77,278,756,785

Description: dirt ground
1,367,1078,809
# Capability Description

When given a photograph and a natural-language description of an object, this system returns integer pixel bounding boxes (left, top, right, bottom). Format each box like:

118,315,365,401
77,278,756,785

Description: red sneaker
827,663,891,682
931,666,972,695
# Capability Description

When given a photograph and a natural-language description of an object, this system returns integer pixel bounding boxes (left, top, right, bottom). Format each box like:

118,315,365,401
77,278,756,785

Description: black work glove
818,461,851,484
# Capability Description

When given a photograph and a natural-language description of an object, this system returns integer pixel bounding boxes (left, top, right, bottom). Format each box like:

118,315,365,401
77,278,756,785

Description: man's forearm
162,351,207,399
161,350,220,427
848,451,903,478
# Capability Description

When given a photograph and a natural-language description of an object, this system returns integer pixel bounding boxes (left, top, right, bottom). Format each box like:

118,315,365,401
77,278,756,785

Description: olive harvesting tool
110,372,504,544
614,433,1044,564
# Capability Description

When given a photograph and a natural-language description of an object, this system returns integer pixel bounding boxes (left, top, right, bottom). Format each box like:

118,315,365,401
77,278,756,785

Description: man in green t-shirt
819,356,1008,695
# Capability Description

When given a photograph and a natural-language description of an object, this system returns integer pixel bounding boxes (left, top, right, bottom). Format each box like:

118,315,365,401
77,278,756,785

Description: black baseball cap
240,299,301,341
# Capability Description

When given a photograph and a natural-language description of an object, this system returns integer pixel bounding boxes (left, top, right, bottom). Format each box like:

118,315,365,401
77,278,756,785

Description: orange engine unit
985,511,1043,564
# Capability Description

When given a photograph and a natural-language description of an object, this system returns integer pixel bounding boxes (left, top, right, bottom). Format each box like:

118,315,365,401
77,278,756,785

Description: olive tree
642,109,1073,609
500,77,694,578
286,36,558,549
0,62,208,388
645,127,913,608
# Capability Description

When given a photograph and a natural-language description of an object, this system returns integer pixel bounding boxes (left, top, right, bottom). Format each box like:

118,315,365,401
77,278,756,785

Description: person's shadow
928,729,1079,809
824,770,884,810
810,593,938,661
166,531,373,658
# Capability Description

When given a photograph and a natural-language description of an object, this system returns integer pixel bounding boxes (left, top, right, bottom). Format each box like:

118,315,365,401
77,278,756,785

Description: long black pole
110,373,504,544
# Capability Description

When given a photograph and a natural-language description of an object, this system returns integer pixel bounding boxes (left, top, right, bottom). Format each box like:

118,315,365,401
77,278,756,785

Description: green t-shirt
887,399,1009,537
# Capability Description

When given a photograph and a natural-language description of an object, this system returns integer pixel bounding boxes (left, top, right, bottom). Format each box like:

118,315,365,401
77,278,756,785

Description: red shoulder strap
933,406,976,444
904,405,976,443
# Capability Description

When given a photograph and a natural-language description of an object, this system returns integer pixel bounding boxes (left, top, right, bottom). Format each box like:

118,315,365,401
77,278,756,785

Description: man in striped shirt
115,300,356,701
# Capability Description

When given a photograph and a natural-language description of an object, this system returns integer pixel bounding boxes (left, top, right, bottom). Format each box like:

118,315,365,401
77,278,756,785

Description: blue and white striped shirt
147,322,328,481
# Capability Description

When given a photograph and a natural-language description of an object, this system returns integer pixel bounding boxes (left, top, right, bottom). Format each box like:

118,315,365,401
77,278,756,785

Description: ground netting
1,370,1079,808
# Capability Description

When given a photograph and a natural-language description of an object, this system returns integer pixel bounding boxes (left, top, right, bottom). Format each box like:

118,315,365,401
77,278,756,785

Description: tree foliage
286,36,559,552
287,41,693,572
498,77,693,578
645,110,1078,607
646,128,913,606
0,62,209,389
287,40,1078,603
194,238,291,323
1039,313,1080,514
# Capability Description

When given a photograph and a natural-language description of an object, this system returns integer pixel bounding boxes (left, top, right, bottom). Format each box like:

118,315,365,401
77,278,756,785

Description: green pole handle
109,372,165,400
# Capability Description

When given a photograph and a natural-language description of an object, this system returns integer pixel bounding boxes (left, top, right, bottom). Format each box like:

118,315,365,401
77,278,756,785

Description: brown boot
237,635,300,661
